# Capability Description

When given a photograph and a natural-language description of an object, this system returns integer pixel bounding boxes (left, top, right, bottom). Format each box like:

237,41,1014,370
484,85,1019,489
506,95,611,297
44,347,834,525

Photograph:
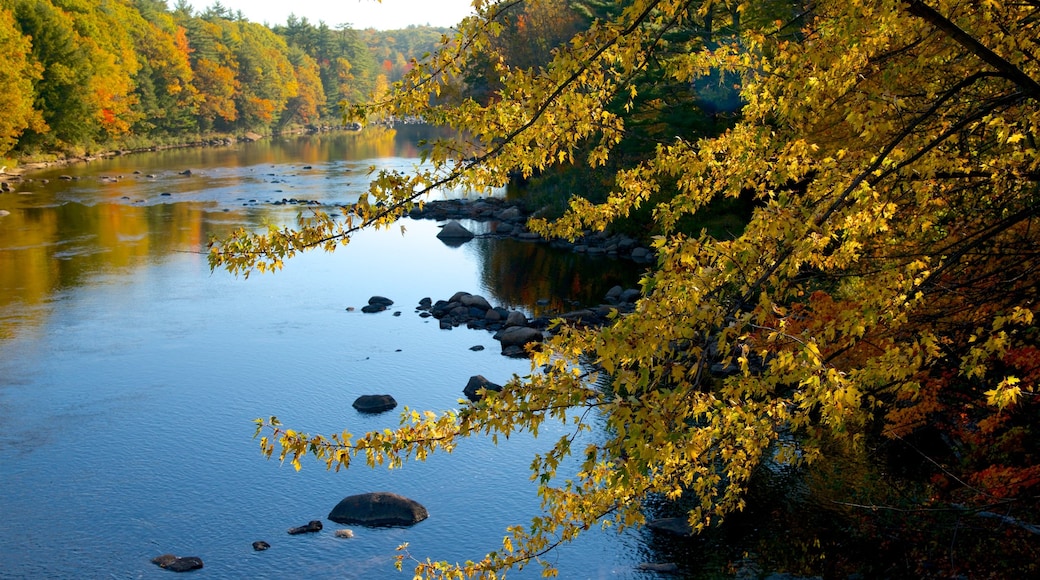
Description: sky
184,0,476,30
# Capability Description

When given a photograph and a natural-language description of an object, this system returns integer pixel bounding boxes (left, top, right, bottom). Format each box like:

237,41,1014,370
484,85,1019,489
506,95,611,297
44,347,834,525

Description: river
0,127,667,578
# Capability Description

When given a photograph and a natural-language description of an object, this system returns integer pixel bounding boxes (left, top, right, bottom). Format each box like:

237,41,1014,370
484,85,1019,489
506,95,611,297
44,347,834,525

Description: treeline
0,0,450,160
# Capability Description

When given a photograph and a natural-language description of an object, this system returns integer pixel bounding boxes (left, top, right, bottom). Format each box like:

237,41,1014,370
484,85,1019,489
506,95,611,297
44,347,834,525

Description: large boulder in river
463,375,503,401
436,221,474,241
495,326,543,351
460,293,492,311
352,394,397,414
504,310,528,327
328,492,428,527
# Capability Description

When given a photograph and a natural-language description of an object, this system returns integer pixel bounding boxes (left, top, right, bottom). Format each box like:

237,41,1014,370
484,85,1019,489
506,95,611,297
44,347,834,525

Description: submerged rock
252,541,270,551
646,517,694,536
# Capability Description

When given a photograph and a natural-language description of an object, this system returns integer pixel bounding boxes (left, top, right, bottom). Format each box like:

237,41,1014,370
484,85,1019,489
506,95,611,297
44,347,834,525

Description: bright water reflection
0,129,655,578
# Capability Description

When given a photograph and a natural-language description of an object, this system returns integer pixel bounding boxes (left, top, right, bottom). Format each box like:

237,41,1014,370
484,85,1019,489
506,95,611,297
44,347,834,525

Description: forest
0,0,450,161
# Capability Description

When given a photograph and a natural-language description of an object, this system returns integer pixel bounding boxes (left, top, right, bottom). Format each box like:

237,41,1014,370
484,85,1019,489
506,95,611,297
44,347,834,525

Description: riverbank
0,123,363,184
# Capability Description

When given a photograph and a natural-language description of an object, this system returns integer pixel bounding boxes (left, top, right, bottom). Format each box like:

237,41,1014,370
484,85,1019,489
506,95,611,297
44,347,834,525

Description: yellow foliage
221,1,1040,577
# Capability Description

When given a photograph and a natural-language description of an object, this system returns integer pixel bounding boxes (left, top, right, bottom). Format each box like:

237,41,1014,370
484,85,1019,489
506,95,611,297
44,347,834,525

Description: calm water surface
0,128,660,578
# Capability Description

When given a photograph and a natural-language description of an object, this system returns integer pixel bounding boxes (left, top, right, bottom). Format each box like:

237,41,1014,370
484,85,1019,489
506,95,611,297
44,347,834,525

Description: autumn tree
130,0,200,136
180,13,240,130
232,21,298,129
213,0,1039,577
0,7,42,158
279,47,326,128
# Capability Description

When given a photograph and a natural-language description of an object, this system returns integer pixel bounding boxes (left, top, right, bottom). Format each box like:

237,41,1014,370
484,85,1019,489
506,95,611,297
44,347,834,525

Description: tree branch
903,0,1040,99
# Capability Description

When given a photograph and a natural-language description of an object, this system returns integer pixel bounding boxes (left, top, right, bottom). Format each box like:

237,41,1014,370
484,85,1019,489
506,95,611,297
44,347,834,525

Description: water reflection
0,128,646,344
469,236,647,316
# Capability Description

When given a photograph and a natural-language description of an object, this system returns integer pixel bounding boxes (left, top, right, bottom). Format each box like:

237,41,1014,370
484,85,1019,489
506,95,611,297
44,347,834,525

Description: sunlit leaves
219,0,1040,577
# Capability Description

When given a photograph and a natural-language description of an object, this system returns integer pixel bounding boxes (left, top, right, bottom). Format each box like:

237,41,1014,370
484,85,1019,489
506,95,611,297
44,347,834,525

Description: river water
0,128,664,578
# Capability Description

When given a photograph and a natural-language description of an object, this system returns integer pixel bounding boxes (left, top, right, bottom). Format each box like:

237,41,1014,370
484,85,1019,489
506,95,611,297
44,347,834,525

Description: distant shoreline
0,124,364,182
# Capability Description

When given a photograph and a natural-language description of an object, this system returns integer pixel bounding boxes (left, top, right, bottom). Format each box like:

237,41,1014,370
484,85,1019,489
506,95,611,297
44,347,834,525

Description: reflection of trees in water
472,236,646,316
0,201,243,339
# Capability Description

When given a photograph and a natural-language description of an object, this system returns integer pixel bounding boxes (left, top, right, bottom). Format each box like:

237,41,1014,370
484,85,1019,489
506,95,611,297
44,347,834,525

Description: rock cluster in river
409,198,656,264
413,287,641,358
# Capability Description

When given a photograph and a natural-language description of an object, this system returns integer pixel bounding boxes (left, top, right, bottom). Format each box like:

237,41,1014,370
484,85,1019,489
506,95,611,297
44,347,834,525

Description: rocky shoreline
0,123,362,186
409,197,657,265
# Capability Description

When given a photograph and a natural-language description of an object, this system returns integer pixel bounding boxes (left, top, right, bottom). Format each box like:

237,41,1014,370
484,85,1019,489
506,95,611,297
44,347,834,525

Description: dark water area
0,128,667,578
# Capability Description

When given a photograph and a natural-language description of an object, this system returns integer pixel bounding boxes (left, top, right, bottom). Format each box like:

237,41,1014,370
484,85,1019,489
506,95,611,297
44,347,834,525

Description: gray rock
252,541,270,551
647,517,693,536
152,554,204,572
368,296,394,307
501,345,527,358
495,206,523,221
604,285,623,303
496,326,543,351
460,294,492,311
436,221,474,240
504,311,527,327
463,375,503,401
328,492,428,527
362,296,393,313
352,394,398,413
631,247,653,262
287,520,323,534
619,288,641,303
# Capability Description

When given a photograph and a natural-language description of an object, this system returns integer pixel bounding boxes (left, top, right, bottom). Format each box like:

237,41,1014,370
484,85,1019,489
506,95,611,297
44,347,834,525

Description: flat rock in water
287,520,323,534
152,554,204,572
352,394,397,414
328,492,428,527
